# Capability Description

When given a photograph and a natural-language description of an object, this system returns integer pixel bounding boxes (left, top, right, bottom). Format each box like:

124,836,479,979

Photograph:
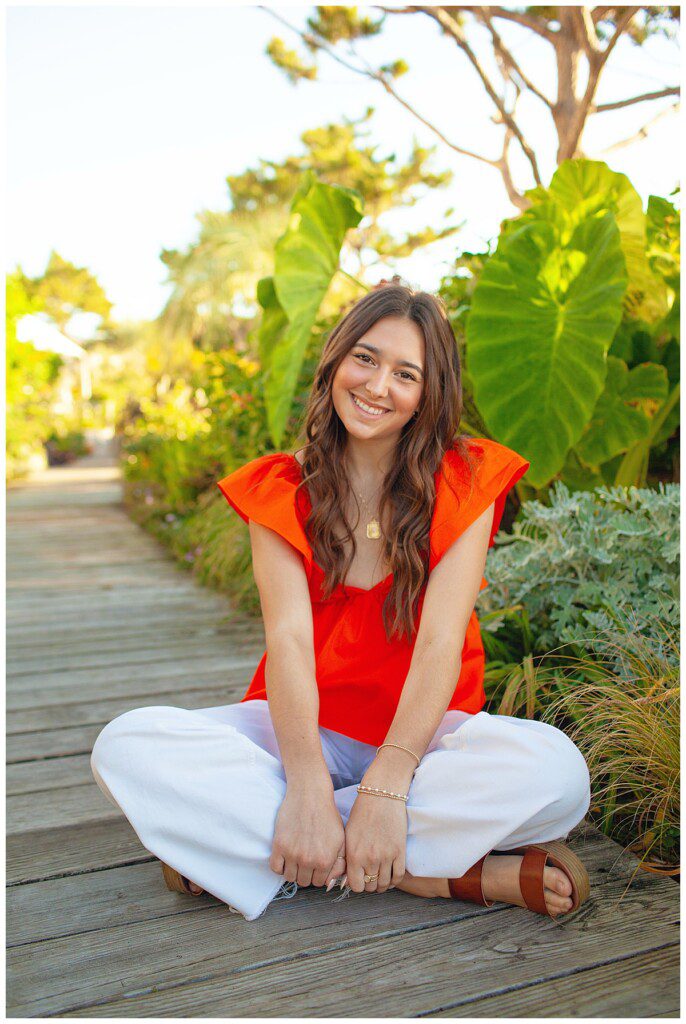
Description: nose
365,369,391,398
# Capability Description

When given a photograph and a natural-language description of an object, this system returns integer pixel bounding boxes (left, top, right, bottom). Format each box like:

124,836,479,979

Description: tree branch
595,6,641,71
591,8,615,25
475,6,554,108
572,6,604,57
262,6,504,171
416,6,542,184
558,6,640,158
595,101,680,153
592,85,680,112
480,5,559,42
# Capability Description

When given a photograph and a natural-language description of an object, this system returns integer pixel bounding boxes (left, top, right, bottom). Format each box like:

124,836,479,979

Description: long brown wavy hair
293,283,480,642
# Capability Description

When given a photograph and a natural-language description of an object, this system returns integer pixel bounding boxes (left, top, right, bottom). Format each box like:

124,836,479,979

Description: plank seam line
6,856,157,888
6,751,87,763
8,657,259,682
8,753,96,765
7,702,243,740
415,940,681,1016
7,780,95,798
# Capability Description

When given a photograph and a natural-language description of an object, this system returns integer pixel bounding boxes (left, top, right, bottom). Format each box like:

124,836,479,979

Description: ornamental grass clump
511,610,679,873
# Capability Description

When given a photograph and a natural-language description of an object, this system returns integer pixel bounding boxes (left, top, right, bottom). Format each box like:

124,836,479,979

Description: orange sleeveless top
217,438,530,746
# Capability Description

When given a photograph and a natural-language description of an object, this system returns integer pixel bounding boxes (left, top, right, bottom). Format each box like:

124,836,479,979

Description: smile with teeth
350,393,392,417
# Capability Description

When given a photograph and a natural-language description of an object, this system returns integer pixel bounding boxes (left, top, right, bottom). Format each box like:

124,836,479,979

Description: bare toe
544,865,572,897
545,888,573,916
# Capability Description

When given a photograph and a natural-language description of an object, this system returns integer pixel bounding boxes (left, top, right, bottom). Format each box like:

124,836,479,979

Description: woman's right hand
269,777,346,889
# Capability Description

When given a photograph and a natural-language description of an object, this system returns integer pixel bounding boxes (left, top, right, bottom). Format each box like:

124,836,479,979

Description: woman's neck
344,434,399,483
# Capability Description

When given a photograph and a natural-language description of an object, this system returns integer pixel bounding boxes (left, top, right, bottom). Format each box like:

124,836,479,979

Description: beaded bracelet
357,783,408,802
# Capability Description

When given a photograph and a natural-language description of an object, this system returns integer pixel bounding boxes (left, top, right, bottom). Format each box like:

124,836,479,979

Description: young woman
91,283,592,923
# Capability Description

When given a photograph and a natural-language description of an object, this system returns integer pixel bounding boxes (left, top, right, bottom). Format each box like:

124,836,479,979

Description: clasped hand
269,775,407,894
338,788,407,894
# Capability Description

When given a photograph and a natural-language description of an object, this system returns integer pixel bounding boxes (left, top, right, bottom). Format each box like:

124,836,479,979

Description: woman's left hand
343,787,408,894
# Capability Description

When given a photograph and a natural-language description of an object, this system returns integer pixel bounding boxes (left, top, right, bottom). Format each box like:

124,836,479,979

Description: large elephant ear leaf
575,355,669,467
548,159,669,323
264,178,364,446
256,276,288,371
467,208,627,488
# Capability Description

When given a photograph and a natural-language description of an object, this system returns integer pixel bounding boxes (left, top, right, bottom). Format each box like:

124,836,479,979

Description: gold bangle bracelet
357,784,408,802
376,741,421,768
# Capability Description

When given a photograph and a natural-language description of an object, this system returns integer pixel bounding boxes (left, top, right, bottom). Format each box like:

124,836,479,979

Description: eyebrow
354,342,424,377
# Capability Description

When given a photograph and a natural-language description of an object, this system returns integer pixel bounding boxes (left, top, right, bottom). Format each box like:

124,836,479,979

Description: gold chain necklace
354,479,384,540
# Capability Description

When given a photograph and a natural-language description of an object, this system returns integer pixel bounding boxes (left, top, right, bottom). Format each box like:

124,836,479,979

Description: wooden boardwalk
6,442,680,1017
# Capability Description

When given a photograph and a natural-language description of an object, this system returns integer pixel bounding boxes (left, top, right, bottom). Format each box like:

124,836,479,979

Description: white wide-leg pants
90,699,591,922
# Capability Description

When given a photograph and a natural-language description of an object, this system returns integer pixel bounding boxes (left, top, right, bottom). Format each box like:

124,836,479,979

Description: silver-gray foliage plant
478,481,679,677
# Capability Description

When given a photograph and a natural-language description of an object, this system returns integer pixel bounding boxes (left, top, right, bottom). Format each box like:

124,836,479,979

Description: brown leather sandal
161,861,204,896
448,840,590,918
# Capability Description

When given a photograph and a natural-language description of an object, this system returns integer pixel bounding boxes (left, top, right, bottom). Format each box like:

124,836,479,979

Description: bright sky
6,4,681,323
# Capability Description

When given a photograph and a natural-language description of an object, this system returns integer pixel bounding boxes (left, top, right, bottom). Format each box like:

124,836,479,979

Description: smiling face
331,313,423,438
331,316,425,440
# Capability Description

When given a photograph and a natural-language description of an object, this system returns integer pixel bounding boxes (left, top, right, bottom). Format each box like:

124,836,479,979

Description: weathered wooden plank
6,610,245,641
7,755,93,794
7,683,248,736
7,869,679,1018
7,862,200,946
8,723,115,763
425,943,680,1017
8,636,263,679
6,623,263,673
7,783,123,834
8,675,255,717
6,619,255,656
7,661,256,709
7,591,224,621
6,819,152,885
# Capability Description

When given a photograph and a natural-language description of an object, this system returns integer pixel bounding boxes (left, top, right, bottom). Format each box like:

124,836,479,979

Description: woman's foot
187,880,203,894
396,854,574,918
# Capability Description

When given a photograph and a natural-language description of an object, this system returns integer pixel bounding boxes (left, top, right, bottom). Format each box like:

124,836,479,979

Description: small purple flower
165,513,177,522
184,552,195,562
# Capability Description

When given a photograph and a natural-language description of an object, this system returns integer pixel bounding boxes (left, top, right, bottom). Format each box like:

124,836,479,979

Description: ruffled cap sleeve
429,438,530,575
216,453,312,569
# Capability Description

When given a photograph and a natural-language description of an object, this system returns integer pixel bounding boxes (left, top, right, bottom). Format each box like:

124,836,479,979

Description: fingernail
326,879,336,892
339,875,347,889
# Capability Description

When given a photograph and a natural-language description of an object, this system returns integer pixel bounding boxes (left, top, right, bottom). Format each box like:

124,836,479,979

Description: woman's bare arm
248,518,331,788
249,518,347,889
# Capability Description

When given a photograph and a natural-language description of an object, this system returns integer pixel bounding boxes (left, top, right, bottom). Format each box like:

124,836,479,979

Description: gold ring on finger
364,873,379,883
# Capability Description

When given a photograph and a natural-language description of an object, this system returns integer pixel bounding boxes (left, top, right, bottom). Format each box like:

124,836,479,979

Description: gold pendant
366,518,381,540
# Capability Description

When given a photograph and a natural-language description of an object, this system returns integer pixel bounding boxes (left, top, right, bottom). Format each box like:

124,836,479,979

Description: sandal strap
448,854,494,907
519,846,550,915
